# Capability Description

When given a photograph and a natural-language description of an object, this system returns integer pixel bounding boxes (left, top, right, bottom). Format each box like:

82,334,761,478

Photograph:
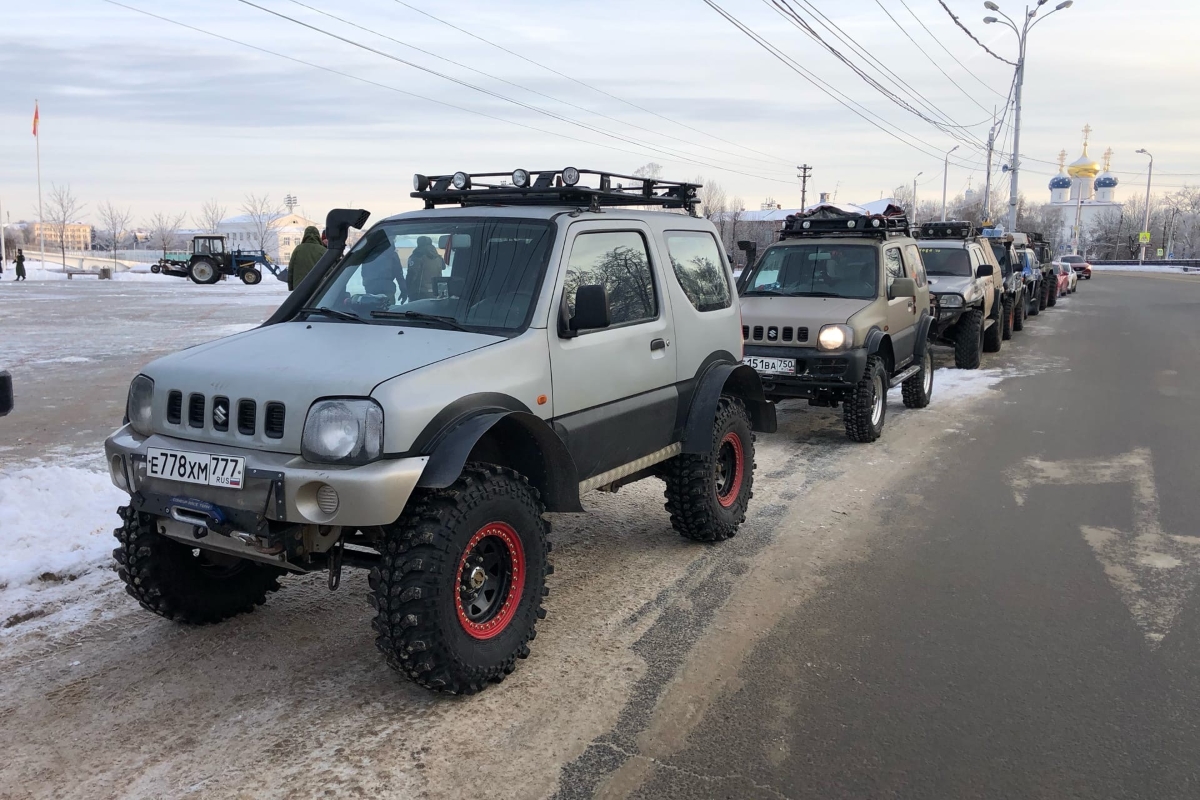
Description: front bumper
744,344,867,398
104,425,428,528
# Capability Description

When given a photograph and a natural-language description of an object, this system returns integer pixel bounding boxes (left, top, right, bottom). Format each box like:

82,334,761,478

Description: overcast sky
2,0,1197,226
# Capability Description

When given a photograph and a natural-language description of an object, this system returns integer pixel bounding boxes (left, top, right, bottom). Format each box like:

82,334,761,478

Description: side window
884,247,904,292
903,244,926,288
664,230,731,312
564,231,657,326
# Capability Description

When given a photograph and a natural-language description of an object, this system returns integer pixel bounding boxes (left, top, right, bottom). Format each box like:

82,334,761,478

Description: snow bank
0,465,124,603
1090,264,1200,276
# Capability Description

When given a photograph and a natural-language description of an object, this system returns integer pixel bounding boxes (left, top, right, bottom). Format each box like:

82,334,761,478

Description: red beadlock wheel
454,522,526,640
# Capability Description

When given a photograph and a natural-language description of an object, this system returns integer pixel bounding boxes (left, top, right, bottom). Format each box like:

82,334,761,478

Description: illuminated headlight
936,294,964,308
413,173,429,192
562,166,580,186
512,168,530,188
817,324,853,351
126,374,154,437
451,171,470,190
302,399,384,465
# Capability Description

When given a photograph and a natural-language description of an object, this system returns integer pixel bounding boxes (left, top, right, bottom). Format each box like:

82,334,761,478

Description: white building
217,212,320,264
1045,124,1122,252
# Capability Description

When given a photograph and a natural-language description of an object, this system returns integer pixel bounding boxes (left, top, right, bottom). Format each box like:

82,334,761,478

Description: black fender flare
865,327,891,359
913,312,934,357
417,409,583,512
681,362,776,454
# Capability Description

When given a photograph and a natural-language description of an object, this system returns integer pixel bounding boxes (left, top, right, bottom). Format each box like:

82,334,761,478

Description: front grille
782,326,793,342
238,399,257,436
264,402,285,439
212,396,230,432
796,327,809,342
767,326,778,341
188,393,205,428
753,326,764,341
167,391,183,425
742,325,749,340
815,358,849,376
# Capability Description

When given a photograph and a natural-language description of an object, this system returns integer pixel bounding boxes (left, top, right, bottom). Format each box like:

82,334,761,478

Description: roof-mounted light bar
780,210,910,240
410,168,701,215
919,220,976,240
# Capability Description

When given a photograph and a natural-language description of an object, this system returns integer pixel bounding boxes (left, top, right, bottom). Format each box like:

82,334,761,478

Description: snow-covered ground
1090,263,1200,276
5,258,161,282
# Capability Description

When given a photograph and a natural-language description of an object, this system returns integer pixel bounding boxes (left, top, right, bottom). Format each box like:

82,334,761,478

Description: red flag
32,103,39,137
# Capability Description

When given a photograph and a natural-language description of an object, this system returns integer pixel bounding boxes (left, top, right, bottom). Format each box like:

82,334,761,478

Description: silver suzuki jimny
105,169,775,694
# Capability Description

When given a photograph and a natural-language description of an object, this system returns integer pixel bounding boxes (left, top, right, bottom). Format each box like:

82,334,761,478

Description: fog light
562,166,580,186
512,168,530,188
451,171,470,190
316,484,339,515
110,454,129,492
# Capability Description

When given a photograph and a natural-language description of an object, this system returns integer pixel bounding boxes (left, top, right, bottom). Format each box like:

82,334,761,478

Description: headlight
126,375,154,437
937,293,964,308
817,324,853,351
302,399,384,465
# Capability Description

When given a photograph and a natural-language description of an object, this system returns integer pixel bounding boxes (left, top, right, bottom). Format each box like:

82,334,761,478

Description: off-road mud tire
902,348,934,409
1039,278,1050,310
370,464,549,694
954,308,985,369
663,396,755,543
112,505,283,624
1048,281,1059,306
1013,290,1026,331
1027,284,1040,316
1001,295,1014,340
983,309,1003,353
843,355,887,443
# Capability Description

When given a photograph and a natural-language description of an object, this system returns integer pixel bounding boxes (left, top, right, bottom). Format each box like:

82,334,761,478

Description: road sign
1139,231,1151,244
1157,248,1164,257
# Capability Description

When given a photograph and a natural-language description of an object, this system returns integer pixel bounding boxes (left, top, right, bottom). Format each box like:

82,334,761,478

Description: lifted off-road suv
104,169,775,694
919,221,1003,369
738,206,934,443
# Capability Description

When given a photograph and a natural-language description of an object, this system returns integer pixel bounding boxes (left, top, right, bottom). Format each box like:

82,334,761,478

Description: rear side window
664,231,731,312
564,231,657,326
903,244,927,287
884,248,905,291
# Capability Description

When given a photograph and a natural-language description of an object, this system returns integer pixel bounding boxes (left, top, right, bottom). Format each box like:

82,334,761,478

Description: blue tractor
151,235,283,285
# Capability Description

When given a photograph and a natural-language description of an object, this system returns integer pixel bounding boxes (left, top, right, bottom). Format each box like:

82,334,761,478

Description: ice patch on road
0,465,125,629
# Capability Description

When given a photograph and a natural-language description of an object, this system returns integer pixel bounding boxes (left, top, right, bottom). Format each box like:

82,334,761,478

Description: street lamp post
1136,148,1153,264
941,145,960,221
913,171,923,223
984,0,1074,232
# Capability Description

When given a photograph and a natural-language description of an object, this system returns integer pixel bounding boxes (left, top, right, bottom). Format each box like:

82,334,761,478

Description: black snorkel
264,208,370,326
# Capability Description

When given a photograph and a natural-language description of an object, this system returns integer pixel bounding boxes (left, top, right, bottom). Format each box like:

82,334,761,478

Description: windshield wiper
790,291,844,297
744,289,785,296
298,306,367,323
370,310,469,332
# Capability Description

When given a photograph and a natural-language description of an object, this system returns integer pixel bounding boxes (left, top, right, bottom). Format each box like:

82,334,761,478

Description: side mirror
0,371,12,417
891,277,917,299
976,263,994,278
570,284,611,332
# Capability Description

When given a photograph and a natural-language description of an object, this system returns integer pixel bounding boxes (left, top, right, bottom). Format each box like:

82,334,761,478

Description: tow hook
328,537,345,591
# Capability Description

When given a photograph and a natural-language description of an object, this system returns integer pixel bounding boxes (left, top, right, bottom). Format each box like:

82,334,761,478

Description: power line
283,0,786,174
97,0,789,182
702,0,981,170
390,0,792,166
936,0,1017,66
896,0,1008,99
233,0,796,184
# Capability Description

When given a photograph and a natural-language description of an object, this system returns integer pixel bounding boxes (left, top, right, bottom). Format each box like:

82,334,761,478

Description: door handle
650,338,668,351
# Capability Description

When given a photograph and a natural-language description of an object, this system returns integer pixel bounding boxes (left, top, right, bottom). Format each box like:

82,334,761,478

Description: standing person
358,228,407,303
13,249,26,281
406,236,444,300
287,226,326,291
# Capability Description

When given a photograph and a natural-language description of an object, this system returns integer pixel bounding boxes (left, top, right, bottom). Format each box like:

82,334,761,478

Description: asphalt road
574,272,1200,799
2,272,1198,799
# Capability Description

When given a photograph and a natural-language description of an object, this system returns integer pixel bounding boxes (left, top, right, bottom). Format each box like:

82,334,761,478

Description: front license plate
147,447,246,490
742,355,796,376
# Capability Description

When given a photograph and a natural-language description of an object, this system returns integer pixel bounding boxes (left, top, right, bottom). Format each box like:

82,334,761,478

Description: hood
740,296,873,346
927,275,973,295
300,226,322,245
140,321,504,453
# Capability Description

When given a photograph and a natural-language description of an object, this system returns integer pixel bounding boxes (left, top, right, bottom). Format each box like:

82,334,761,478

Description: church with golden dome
1046,124,1122,248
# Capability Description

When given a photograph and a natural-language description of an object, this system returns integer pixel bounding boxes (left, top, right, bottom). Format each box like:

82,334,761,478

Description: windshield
920,246,972,277
307,218,554,331
742,244,877,300
1062,255,1084,264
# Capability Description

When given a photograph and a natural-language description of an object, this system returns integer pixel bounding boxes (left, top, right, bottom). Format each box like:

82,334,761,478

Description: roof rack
918,220,976,240
410,168,701,215
780,210,911,240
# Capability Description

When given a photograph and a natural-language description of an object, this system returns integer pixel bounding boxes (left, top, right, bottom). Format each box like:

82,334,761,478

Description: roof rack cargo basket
410,168,701,215
781,210,911,240
918,220,976,240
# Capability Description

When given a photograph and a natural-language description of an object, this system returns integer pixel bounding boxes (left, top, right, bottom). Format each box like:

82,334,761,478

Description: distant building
217,212,319,264
1045,124,1123,251
30,221,93,251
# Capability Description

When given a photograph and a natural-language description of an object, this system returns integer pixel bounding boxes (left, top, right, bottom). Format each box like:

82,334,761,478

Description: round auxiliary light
413,173,429,192
561,166,581,186
451,171,470,190
846,220,856,228
872,218,882,228
802,220,812,229
512,168,531,188
316,484,340,515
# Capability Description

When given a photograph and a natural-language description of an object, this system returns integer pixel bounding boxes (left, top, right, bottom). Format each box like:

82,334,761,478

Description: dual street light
1136,148,1153,264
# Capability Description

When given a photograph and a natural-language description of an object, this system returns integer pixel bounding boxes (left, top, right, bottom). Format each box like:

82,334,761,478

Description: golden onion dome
1068,148,1100,179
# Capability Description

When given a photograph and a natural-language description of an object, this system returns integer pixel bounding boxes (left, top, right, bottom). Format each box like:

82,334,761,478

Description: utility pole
284,193,298,215
941,145,960,221
796,164,812,209
1136,148,1153,264
982,108,996,225
912,172,923,223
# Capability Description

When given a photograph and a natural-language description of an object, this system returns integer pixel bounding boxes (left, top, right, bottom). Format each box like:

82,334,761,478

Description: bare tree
45,183,86,267
145,211,188,259
194,198,227,234
96,200,133,268
697,176,728,222
241,193,284,253
632,162,663,181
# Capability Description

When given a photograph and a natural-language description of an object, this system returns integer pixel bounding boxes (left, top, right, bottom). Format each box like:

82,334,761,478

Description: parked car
983,228,1038,325
103,169,778,694
1050,262,1071,302
1064,262,1079,293
920,221,1004,369
1056,254,1091,280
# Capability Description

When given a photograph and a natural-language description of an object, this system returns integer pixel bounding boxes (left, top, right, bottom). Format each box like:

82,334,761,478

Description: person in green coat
287,226,326,291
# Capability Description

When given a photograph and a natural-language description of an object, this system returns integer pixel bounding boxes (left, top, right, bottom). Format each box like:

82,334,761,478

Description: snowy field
1090,263,1200,276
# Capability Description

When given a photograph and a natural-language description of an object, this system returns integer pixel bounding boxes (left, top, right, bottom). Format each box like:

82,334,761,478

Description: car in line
1050,261,1072,302
1056,254,1092,280
919,221,1004,369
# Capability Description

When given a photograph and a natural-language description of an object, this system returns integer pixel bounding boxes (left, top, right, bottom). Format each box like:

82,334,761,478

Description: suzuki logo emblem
214,403,228,426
